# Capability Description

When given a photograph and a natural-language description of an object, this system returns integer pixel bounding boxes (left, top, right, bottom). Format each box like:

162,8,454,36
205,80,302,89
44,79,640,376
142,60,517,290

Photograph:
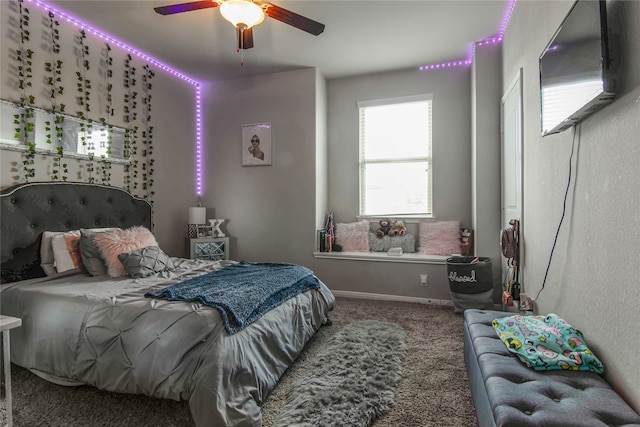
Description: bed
0,182,335,427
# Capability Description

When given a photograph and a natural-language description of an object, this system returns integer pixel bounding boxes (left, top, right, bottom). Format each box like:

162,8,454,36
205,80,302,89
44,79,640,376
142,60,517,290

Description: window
76,127,126,159
0,98,128,161
358,94,432,216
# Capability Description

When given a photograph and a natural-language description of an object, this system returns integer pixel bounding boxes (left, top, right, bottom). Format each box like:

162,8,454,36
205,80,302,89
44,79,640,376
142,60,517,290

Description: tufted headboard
1,182,152,283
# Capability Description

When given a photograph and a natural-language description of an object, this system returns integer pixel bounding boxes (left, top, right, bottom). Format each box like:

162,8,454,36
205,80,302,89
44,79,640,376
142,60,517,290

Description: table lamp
188,206,206,238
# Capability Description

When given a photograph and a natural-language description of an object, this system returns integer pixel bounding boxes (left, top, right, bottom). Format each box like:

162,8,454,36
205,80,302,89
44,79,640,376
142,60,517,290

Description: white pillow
41,230,80,275
51,232,82,273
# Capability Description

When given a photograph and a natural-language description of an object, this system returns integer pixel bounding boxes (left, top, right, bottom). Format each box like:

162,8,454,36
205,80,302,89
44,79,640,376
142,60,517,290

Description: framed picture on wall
242,122,272,166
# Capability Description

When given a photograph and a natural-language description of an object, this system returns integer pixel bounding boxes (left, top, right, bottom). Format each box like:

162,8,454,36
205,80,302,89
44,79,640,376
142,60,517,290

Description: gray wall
327,67,473,225
503,0,640,411
315,70,328,230
150,81,197,256
202,68,323,269
201,64,489,300
315,66,474,298
471,42,503,303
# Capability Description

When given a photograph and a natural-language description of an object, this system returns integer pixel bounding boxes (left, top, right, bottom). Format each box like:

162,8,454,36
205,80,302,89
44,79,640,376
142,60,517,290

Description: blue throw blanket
145,261,320,334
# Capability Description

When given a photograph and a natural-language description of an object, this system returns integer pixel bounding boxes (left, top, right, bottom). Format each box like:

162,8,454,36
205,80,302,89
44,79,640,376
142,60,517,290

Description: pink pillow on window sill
335,220,370,252
418,220,461,256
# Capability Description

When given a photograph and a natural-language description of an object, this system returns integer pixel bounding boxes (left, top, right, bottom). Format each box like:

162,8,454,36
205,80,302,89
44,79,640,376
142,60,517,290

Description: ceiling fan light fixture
220,0,265,29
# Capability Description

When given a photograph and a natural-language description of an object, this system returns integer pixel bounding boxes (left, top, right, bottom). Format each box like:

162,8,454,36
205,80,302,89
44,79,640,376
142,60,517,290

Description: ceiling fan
154,0,325,51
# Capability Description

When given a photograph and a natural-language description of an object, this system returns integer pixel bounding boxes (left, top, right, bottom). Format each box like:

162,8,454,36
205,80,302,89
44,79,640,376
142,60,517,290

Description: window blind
358,94,432,216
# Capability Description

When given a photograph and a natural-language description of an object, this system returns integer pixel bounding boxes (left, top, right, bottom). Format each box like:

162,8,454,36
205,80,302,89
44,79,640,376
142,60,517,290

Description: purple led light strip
27,0,204,196
419,0,517,71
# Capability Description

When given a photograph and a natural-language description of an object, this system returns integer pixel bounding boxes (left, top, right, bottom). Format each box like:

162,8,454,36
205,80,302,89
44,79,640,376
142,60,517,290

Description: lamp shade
220,0,265,28
188,207,207,224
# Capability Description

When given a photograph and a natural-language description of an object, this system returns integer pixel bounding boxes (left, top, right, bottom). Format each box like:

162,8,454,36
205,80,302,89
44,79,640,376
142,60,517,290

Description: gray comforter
0,258,335,426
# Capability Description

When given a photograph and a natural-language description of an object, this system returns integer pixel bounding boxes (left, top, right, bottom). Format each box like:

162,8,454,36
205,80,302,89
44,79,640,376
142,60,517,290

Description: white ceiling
47,0,510,82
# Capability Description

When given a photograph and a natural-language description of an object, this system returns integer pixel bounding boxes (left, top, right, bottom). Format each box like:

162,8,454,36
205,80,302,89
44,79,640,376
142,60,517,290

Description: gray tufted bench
464,309,640,427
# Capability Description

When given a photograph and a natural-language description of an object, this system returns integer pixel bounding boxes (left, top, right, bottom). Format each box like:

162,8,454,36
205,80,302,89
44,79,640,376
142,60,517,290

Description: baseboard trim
331,290,453,307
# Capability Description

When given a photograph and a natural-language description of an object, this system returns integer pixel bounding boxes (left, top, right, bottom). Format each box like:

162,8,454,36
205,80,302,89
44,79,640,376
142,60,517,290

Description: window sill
0,143,130,165
313,251,448,265
356,215,435,225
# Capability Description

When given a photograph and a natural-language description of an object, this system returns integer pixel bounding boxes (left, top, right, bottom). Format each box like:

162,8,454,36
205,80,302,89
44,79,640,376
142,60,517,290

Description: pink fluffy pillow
93,226,159,277
418,220,461,256
335,220,370,252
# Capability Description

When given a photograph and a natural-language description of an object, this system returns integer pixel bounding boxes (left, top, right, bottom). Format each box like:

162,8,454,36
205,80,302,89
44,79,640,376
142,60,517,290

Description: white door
501,69,523,289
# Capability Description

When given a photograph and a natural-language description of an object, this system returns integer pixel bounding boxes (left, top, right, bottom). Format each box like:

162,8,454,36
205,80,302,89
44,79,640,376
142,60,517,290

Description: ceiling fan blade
262,3,325,36
236,27,254,50
154,0,219,16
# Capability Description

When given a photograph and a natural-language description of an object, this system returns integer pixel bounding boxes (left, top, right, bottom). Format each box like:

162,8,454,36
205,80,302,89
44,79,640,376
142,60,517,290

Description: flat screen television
539,0,615,136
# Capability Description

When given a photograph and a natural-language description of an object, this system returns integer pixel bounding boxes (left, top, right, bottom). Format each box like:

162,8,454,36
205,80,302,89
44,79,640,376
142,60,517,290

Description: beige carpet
1,297,479,426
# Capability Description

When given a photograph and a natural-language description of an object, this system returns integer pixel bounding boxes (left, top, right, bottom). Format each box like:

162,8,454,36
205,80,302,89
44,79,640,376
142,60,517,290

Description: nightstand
186,237,230,261
1,315,22,427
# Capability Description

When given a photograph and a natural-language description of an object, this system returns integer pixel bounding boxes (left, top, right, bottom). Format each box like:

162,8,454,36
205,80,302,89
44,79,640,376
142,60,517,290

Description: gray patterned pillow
118,246,174,278
79,228,120,276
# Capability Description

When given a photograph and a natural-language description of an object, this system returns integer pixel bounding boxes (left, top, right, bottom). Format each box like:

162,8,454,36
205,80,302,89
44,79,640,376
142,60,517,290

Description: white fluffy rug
272,320,407,427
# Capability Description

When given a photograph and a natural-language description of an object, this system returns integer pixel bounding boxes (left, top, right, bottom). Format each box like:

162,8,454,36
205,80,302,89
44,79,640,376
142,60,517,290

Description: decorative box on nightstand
187,237,229,261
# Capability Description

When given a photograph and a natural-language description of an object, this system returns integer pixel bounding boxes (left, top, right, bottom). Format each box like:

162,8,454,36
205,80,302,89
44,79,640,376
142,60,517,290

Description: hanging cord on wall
534,123,580,302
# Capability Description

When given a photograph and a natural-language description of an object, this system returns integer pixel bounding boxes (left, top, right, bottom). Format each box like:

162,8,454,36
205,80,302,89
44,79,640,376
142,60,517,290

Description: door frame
500,68,524,290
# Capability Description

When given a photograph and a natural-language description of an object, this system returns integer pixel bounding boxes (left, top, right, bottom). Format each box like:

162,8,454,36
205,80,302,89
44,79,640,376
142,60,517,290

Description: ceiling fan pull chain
240,27,244,66
236,25,245,66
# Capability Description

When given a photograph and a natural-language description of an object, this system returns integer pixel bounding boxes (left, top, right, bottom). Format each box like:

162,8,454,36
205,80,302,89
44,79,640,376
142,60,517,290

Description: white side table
186,237,230,261
1,315,21,427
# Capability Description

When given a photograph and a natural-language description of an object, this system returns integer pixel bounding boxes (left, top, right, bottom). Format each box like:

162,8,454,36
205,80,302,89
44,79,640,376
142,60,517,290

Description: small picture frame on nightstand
197,225,213,238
